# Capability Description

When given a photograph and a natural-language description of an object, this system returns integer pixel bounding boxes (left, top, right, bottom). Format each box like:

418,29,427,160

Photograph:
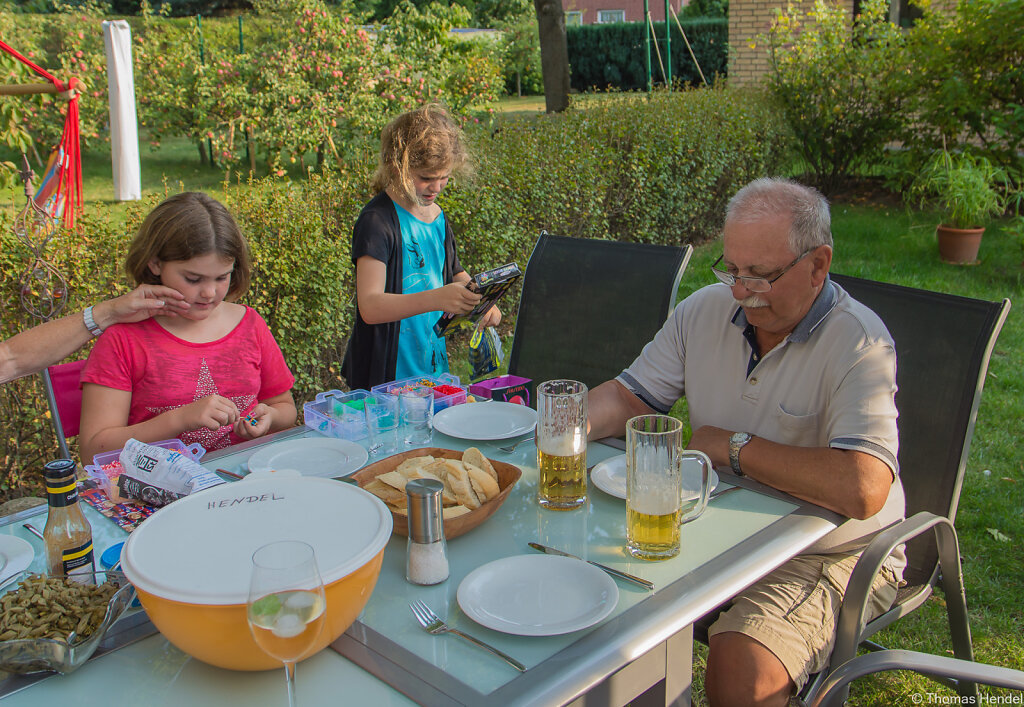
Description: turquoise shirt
394,202,449,380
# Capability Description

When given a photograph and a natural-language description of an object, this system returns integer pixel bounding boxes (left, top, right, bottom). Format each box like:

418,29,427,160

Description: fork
497,435,535,454
409,600,527,672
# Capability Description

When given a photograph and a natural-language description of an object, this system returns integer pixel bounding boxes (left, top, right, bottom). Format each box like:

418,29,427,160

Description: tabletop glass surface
193,425,799,697
0,417,812,705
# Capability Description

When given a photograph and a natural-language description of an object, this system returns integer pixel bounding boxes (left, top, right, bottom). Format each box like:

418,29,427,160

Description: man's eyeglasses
710,249,815,293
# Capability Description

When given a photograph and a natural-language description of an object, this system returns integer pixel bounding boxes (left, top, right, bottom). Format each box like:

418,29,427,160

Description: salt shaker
406,478,450,585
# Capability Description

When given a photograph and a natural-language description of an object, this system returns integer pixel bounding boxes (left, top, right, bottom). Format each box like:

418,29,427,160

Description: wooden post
0,82,76,99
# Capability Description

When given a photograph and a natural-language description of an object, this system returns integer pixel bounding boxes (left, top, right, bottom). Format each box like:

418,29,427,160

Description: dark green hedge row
567,18,728,92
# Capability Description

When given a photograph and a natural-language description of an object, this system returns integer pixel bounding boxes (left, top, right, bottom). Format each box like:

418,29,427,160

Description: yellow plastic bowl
134,551,384,671
122,476,392,671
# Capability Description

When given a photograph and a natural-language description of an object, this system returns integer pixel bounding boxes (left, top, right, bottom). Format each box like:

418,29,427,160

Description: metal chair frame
802,273,1012,704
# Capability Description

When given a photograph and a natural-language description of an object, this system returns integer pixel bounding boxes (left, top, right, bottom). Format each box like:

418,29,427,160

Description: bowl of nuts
0,570,136,675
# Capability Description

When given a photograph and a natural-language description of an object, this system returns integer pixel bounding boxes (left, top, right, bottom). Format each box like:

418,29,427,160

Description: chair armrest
808,649,1024,707
831,512,970,671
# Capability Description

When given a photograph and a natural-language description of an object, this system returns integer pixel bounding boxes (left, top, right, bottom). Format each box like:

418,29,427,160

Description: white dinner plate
457,554,618,636
432,402,538,441
590,454,720,501
0,535,34,589
246,438,368,478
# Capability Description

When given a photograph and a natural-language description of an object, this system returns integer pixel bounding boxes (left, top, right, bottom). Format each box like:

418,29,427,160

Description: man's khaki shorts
707,553,900,690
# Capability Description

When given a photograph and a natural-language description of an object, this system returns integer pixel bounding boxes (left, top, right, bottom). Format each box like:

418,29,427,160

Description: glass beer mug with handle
626,415,713,560
536,379,588,510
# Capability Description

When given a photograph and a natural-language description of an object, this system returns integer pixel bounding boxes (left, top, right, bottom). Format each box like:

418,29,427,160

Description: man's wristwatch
729,432,753,477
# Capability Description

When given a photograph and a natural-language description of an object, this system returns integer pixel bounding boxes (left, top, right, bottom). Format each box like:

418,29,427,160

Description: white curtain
102,20,141,201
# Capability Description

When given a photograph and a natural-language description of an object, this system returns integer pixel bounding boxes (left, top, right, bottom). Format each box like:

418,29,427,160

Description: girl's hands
180,394,240,431
477,305,502,329
436,282,481,315
234,403,274,440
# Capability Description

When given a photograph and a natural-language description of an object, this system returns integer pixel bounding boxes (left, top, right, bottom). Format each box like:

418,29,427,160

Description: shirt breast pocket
772,405,822,447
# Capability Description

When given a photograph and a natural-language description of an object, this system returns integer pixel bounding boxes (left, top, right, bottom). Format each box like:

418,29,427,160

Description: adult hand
436,282,481,315
180,395,240,431
93,284,189,329
233,403,274,440
687,425,732,468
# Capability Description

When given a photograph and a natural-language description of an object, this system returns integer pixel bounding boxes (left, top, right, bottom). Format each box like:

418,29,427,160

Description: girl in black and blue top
341,104,501,390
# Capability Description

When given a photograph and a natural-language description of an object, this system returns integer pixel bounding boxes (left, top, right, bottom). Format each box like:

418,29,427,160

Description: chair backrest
507,233,692,397
829,273,1010,587
45,359,86,441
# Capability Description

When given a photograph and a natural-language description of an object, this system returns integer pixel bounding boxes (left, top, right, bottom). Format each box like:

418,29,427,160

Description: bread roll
396,456,435,477
365,479,406,508
444,460,481,509
462,447,498,483
465,462,499,502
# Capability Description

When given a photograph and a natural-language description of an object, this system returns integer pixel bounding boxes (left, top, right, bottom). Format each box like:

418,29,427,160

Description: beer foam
629,494,680,517
538,431,584,456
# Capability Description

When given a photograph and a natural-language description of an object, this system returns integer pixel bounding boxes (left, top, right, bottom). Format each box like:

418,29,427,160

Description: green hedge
567,18,728,92
0,87,788,497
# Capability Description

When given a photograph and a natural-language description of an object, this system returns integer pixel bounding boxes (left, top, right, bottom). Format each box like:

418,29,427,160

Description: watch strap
83,305,104,337
729,432,752,477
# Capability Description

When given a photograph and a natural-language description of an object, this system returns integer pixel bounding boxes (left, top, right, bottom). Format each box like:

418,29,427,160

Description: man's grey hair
725,178,833,253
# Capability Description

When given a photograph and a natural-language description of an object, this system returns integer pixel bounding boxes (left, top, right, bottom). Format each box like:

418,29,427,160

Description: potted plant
910,149,1006,264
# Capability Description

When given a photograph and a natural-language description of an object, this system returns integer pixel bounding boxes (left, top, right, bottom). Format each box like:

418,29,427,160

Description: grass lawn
2,116,1021,704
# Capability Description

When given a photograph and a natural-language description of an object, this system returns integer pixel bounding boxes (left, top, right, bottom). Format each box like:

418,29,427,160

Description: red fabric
0,39,83,228
80,308,295,451
47,359,86,438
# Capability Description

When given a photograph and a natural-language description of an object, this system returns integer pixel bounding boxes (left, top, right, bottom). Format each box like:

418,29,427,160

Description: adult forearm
0,312,94,384
587,380,654,441
690,425,892,519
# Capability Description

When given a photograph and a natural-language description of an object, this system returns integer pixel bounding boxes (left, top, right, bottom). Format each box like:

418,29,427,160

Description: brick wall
562,0,683,24
728,0,853,87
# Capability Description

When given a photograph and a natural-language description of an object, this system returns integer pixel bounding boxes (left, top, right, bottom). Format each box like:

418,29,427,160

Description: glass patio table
0,423,840,706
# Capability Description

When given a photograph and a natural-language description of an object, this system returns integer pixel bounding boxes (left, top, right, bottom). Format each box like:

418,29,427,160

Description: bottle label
61,539,96,583
45,478,79,507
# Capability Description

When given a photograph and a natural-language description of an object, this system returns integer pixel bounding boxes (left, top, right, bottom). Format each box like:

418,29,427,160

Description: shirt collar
730,276,838,343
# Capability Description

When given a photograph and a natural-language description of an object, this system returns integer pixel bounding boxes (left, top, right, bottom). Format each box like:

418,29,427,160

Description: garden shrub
898,0,1024,184
2,1,506,174
451,87,788,253
758,0,907,194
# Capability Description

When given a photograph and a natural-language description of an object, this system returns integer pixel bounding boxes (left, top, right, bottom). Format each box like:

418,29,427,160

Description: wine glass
247,541,327,707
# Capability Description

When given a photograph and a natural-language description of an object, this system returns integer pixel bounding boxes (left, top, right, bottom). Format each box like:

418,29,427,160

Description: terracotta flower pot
936,224,985,264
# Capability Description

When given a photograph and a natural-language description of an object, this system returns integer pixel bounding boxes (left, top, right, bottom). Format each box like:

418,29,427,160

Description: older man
588,178,905,706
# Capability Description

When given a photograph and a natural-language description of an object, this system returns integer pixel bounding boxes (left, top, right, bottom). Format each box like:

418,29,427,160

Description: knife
528,542,655,591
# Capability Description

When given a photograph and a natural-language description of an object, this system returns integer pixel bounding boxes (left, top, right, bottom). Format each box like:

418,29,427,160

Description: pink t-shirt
81,307,295,451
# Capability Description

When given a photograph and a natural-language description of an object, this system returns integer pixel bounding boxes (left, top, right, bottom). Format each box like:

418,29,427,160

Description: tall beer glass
536,380,588,510
626,415,712,560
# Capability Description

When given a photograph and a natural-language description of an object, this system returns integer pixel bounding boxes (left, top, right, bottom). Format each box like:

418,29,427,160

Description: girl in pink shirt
79,192,296,463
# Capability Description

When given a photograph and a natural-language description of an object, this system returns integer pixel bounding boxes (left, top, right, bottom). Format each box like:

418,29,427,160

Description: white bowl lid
121,476,392,605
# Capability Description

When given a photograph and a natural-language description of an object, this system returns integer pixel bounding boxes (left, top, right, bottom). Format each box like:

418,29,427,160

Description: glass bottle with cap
43,458,96,584
405,478,449,585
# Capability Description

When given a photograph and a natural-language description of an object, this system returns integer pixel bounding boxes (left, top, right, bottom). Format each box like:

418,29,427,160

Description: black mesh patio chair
507,233,692,398
805,273,1011,703
806,649,1024,707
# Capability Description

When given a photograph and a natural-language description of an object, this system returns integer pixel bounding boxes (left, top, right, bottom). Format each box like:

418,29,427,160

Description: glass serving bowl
0,569,136,675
